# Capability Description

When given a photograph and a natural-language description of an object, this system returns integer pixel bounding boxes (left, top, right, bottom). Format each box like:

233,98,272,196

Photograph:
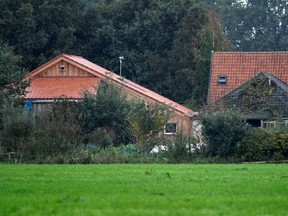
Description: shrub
0,100,34,163
78,82,134,146
237,128,270,161
78,81,171,150
238,128,288,161
128,99,171,150
30,100,82,158
201,109,251,158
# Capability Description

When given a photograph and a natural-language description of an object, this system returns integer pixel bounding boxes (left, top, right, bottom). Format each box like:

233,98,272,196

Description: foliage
0,42,27,129
0,0,229,107
1,0,286,108
31,100,82,159
0,42,26,95
201,109,251,158
0,100,34,163
162,132,191,162
128,99,171,150
240,76,276,113
78,80,172,148
204,0,288,51
0,0,86,69
238,128,288,161
78,81,133,146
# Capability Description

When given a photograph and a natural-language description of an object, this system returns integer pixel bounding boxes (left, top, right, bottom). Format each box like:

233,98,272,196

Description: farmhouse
207,51,288,128
23,53,195,137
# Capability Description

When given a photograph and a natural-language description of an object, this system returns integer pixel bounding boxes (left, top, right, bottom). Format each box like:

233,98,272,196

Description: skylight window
218,75,227,86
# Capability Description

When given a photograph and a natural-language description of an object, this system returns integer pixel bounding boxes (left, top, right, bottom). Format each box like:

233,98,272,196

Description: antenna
119,56,124,77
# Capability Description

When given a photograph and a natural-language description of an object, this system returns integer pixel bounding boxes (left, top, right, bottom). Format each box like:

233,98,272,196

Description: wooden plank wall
40,61,91,77
32,103,52,113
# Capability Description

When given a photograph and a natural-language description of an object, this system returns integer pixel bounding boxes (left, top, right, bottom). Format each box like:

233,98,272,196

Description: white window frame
164,123,177,135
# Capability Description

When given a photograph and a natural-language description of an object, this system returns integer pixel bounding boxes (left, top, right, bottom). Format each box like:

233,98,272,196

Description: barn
23,53,195,137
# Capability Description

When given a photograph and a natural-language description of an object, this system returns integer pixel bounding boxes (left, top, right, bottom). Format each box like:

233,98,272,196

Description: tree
0,0,86,69
78,81,133,146
0,42,27,129
77,79,172,148
0,42,26,97
0,0,229,108
77,0,227,107
166,10,229,107
204,0,288,51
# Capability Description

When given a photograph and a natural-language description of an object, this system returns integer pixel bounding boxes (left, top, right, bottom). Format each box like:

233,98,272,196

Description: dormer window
218,75,227,86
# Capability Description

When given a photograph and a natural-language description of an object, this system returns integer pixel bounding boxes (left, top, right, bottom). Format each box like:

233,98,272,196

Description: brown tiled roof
25,77,101,100
24,54,194,117
208,52,288,103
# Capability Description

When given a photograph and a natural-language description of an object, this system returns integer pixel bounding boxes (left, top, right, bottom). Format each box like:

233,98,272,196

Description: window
246,119,261,127
218,75,227,86
164,123,177,135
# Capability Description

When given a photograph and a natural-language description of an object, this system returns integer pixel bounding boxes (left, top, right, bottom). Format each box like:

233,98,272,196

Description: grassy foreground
0,164,287,216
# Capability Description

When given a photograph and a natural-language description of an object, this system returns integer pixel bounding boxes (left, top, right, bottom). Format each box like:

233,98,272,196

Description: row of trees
206,0,288,51
3,101,288,163
1,0,286,108
0,0,229,108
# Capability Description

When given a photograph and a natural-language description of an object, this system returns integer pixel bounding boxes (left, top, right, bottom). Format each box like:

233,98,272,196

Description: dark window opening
246,119,261,127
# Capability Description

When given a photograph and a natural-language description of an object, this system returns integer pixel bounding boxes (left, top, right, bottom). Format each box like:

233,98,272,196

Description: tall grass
0,164,287,215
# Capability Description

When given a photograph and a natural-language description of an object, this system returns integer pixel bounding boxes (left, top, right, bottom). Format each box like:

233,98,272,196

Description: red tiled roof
25,77,101,100
208,52,288,103
24,54,194,117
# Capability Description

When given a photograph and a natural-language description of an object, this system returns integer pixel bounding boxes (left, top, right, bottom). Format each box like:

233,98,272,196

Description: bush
78,82,134,146
162,133,190,162
32,146,163,164
237,128,270,161
29,101,82,159
238,128,288,161
201,109,251,158
0,100,34,163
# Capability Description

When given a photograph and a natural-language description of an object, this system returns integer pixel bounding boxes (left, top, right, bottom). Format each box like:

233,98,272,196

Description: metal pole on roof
119,56,124,77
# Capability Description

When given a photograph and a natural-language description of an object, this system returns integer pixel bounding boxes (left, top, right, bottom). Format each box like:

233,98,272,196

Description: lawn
0,164,287,216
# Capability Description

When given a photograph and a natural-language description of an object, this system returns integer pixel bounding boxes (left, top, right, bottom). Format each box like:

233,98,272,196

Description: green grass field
0,164,287,216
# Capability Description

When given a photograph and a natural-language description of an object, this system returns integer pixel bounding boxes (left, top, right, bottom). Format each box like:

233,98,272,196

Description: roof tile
25,77,100,100
208,52,288,103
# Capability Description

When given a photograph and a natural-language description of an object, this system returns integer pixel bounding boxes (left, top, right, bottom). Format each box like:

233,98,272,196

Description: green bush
32,146,162,164
237,128,288,161
0,100,34,163
30,101,82,159
201,110,251,158
78,82,134,146
163,133,190,162
237,128,270,161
